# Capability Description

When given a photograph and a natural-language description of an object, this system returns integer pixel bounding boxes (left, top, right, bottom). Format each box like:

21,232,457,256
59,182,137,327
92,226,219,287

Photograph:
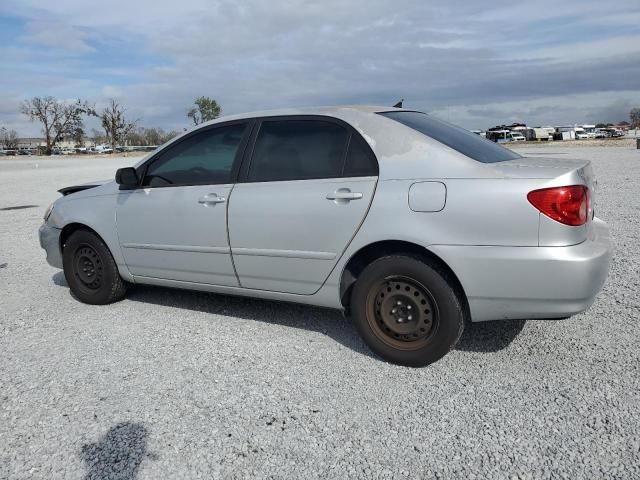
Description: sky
1,0,639,136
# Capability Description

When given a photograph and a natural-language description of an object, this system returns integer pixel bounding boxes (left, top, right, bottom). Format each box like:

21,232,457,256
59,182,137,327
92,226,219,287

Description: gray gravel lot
1,148,639,479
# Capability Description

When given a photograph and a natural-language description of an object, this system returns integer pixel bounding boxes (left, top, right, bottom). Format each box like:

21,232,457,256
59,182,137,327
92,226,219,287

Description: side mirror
115,167,139,189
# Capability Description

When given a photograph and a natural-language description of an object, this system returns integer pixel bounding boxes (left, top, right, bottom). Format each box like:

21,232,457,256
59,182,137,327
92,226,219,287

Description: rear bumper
39,223,63,269
430,218,612,322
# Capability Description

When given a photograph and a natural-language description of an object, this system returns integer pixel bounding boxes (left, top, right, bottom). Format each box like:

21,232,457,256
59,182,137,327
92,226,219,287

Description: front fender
49,192,134,282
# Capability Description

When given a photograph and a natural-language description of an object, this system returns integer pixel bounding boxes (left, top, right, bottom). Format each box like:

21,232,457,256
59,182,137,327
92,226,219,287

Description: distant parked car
510,132,526,142
39,106,612,367
610,129,625,138
92,145,114,154
486,129,512,143
575,130,589,140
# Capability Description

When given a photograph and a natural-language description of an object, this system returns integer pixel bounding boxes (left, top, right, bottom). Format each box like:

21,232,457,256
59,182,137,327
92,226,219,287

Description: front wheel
351,255,465,367
62,229,127,305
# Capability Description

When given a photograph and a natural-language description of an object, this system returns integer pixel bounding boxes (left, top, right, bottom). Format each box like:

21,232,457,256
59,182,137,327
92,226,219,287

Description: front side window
248,120,349,182
379,111,521,163
143,123,247,187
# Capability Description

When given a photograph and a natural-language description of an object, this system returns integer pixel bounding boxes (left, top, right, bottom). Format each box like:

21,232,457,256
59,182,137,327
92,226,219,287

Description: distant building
16,137,88,151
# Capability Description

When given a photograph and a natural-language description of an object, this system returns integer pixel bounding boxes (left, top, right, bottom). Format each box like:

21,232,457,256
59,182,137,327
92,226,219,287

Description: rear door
228,117,378,294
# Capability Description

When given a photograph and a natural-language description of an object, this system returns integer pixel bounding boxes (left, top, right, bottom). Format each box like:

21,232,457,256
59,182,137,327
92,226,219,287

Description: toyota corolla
39,106,612,366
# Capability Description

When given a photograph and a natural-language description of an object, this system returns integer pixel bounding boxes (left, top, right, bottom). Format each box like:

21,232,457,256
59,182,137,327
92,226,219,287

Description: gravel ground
1,148,639,479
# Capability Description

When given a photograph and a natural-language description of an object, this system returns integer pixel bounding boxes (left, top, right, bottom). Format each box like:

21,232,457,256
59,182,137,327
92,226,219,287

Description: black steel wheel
351,255,465,367
62,229,127,305
72,245,105,294
367,276,439,350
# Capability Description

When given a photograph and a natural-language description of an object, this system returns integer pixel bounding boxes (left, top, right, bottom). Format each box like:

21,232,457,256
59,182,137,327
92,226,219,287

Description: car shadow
80,422,151,480
53,271,68,286
456,319,527,352
52,272,526,356
127,284,378,360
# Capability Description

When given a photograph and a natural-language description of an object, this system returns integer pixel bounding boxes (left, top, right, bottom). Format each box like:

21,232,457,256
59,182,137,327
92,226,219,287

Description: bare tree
100,99,138,152
187,96,221,125
630,108,640,134
71,127,85,147
1,127,19,149
21,96,94,155
124,126,180,147
90,128,105,146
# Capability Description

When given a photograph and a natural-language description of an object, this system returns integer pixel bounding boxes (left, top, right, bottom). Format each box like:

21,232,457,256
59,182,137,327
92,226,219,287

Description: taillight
527,185,589,226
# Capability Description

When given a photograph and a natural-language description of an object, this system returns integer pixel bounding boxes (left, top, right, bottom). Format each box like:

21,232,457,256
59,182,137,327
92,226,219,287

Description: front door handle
326,189,363,202
198,193,226,205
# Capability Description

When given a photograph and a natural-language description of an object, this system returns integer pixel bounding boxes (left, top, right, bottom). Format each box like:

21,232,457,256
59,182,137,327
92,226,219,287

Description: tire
350,255,465,367
62,229,127,305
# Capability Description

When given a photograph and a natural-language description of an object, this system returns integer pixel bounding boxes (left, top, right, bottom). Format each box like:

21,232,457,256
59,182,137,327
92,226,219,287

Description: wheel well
59,223,98,252
339,240,468,311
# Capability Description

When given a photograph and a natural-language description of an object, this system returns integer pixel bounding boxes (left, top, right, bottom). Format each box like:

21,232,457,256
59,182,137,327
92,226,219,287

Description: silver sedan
39,106,612,366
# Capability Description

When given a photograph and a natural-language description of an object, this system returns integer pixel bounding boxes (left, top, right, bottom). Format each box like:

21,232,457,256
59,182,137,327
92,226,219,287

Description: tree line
1,96,222,155
4,100,640,155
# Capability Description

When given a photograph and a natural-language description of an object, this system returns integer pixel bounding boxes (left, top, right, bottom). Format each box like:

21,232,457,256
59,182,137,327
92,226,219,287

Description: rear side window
379,111,520,163
344,134,378,177
248,120,349,182
143,123,247,186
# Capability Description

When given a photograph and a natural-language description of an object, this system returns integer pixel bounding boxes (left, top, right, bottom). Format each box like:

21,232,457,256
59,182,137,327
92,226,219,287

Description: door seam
226,183,243,287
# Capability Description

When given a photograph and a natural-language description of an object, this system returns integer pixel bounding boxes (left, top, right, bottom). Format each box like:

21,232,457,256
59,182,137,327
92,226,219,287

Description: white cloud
1,0,639,135
22,20,94,53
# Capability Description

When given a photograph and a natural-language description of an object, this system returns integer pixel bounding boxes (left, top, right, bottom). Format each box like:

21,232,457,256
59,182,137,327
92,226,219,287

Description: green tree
21,96,94,155
187,96,221,125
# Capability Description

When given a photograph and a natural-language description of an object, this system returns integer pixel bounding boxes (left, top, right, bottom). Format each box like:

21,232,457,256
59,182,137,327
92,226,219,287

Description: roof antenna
393,99,404,108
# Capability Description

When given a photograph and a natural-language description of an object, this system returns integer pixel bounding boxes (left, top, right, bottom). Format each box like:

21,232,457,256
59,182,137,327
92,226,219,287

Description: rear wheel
351,255,465,367
62,230,127,304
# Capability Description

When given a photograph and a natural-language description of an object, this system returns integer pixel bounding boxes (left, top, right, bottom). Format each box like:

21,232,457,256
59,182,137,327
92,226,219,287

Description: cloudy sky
1,0,639,136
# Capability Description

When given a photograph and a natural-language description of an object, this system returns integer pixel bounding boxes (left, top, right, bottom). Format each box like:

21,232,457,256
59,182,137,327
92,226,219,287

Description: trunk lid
491,156,596,246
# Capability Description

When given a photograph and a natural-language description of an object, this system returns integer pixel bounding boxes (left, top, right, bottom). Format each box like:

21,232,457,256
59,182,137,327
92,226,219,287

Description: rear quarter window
379,111,521,163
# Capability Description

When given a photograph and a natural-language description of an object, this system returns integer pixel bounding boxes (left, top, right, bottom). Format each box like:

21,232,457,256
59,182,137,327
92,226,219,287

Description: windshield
379,111,521,163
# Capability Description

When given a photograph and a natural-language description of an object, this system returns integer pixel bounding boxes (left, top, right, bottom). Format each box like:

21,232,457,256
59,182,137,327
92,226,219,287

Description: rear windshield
379,111,521,163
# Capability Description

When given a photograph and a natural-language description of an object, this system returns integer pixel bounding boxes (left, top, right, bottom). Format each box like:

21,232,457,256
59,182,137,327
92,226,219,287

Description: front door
116,122,249,285
228,118,378,294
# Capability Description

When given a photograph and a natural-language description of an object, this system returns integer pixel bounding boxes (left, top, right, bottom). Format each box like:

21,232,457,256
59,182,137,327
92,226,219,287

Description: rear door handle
326,190,363,201
198,193,226,205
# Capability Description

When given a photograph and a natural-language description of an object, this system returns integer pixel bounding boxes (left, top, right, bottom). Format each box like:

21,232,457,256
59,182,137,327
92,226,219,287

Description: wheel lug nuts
407,305,412,310
408,315,413,321
396,301,402,305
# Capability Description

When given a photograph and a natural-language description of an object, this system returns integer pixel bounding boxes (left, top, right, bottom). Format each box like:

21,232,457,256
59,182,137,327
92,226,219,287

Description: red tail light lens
527,185,589,226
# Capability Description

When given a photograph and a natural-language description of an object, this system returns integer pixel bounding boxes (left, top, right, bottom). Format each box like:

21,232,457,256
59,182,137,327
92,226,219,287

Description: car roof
199,105,403,126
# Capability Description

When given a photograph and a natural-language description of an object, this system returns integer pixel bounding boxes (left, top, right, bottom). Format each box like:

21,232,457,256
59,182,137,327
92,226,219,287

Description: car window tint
344,134,378,177
248,120,349,182
379,111,521,163
143,124,246,186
